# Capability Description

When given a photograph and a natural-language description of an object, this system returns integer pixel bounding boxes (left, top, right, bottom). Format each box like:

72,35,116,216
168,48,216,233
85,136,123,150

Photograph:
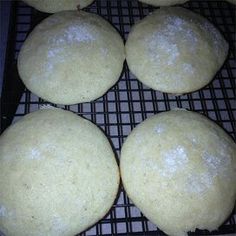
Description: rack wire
1,0,235,235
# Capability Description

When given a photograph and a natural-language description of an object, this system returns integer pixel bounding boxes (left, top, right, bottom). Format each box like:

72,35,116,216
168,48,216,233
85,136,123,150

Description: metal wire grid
1,0,236,235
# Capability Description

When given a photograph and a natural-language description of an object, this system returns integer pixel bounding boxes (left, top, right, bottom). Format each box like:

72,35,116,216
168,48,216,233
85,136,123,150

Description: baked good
120,109,236,235
138,0,188,6
125,7,229,94
23,0,94,12
18,10,125,105
0,108,120,236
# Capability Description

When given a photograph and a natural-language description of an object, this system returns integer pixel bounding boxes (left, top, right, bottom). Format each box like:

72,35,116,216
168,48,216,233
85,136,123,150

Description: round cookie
0,108,120,236
18,11,125,105
120,110,236,236
125,7,229,94
23,0,94,12
138,0,188,6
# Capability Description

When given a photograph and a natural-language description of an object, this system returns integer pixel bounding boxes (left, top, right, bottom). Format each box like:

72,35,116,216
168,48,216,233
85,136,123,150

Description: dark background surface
0,0,11,94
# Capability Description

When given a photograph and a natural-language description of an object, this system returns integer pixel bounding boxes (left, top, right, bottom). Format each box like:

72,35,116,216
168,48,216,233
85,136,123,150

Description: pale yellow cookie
121,110,236,236
18,11,125,105
126,7,229,94
23,0,94,12
0,108,120,236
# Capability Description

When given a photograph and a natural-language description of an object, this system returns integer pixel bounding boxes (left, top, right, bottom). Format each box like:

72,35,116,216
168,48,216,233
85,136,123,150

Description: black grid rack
1,0,236,235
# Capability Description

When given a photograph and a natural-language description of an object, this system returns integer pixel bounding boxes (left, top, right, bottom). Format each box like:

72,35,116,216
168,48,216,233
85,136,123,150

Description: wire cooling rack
1,0,236,235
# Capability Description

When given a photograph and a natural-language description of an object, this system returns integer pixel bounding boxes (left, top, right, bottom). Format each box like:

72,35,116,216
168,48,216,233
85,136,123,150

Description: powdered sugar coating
147,33,180,65
200,21,226,62
161,146,188,177
0,205,7,217
183,63,195,74
186,172,213,194
52,216,69,234
30,148,41,160
52,24,96,45
154,123,166,134
186,151,232,194
202,151,231,176
44,21,97,74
